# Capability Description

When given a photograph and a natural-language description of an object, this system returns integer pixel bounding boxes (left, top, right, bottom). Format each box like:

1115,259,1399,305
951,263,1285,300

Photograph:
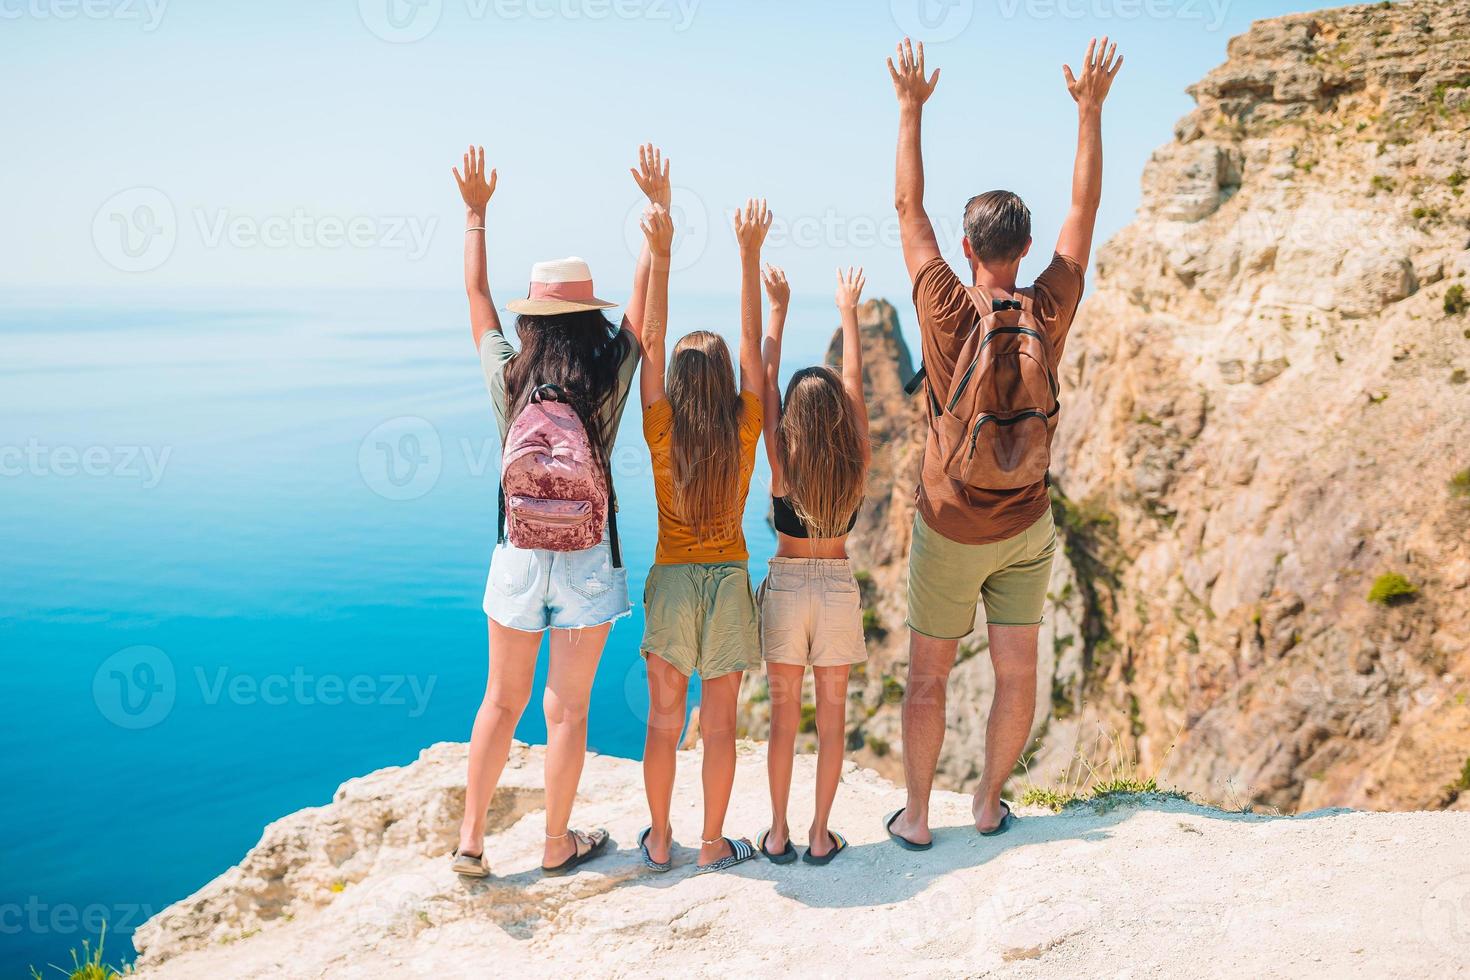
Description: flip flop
802,830,848,866
884,808,933,852
451,848,488,878
756,828,798,865
541,828,610,877
979,801,1016,837
692,837,756,875
638,826,672,873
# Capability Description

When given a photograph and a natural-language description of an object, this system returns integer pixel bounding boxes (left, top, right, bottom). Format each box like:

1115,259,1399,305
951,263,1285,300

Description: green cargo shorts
642,561,758,679
907,508,1057,639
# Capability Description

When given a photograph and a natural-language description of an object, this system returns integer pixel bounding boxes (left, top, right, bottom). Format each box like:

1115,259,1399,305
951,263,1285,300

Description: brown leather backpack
913,289,1060,491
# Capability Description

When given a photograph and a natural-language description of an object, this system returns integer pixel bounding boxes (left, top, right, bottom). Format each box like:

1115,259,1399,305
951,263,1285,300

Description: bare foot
644,823,673,865
807,826,837,858
762,821,790,856
457,833,483,860
972,793,1007,833
888,807,932,846
697,837,734,867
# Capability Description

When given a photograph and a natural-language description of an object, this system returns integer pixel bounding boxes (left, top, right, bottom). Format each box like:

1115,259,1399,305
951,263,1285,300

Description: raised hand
641,204,674,259
835,266,866,310
1063,37,1123,112
630,143,671,209
762,264,790,310
452,145,497,215
733,198,772,255
887,37,940,109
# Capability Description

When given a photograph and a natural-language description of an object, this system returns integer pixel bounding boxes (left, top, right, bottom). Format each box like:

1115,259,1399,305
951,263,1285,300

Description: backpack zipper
969,410,1049,453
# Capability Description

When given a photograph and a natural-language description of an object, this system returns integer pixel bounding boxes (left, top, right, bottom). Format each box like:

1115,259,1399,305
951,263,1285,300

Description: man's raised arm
1055,37,1123,271
888,38,943,283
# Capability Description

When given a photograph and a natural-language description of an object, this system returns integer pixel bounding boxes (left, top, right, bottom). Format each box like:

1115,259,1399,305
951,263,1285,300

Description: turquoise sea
0,288,857,970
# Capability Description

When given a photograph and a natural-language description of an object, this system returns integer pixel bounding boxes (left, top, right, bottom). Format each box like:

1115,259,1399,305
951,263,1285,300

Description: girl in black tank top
753,266,872,865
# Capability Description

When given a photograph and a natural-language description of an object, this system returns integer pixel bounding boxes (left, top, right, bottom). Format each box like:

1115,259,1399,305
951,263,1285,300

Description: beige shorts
907,508,1057,639
757,558,868,668
642,562,757,680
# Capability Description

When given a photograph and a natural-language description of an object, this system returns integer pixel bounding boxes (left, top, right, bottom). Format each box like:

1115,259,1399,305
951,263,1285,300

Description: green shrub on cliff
28,925,127,980
1451,469,1470,498
1367,572,1418,606
1446,284,1468,316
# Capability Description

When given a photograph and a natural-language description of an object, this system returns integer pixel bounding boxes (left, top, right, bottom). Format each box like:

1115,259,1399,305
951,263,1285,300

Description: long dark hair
666,330,744,542
503,310,631,467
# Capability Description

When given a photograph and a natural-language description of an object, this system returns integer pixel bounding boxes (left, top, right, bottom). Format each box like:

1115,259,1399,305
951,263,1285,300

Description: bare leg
541,623,611,867
808,664,850,857
642,652,689,865
458,620,542,857
891,629,959,846
973,624,1039,831
764,663,804,854
696,669,746,866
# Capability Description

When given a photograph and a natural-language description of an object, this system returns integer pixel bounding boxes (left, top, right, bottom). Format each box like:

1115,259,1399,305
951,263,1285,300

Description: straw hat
505,257,618,315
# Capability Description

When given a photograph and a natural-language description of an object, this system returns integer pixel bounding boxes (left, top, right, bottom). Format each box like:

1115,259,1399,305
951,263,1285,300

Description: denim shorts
482,532,631,632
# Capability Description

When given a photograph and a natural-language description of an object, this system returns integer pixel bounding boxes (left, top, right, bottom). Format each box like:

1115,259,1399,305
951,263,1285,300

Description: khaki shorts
642,562,757,679
757,558,868,668
907,508,1057,639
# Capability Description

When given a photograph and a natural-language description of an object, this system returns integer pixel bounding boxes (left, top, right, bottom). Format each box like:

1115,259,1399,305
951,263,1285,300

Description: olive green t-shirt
478,327,639,446
912,253,1084,546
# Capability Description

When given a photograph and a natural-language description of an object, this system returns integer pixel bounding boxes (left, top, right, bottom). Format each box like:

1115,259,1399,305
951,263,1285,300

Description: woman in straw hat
448,144,667,878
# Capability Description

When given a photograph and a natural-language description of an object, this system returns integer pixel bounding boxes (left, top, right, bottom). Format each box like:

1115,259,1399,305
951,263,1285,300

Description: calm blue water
0,287,847,971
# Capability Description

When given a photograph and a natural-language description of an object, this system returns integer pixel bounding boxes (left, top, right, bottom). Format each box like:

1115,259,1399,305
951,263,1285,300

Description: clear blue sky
2,0,1337,301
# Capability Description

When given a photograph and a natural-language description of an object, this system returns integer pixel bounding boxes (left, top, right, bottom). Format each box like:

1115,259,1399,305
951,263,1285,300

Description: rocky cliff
743,0,1470,814
129,742,1470,978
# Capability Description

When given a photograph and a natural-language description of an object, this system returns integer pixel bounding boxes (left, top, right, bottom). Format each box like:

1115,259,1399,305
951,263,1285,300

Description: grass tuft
1367,572,1418,606
29,924,128,980
1447,283,1468,316
1017,723,1186,814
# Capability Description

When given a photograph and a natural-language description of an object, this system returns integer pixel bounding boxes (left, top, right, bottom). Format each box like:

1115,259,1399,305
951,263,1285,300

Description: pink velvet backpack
498,384,620,564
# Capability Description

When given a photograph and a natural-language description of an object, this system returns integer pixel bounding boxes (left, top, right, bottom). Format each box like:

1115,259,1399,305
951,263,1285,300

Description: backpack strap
908,291,1025,413
496,482,507,545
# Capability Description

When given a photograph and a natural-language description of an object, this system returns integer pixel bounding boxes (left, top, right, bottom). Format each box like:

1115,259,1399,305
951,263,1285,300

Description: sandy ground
134,742,1470,979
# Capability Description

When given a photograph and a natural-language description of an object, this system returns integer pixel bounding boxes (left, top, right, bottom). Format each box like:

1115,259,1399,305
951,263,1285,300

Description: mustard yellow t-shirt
643,390,763,565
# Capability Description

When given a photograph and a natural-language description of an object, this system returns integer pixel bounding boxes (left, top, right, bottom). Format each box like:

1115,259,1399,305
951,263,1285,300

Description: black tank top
772,495,858,539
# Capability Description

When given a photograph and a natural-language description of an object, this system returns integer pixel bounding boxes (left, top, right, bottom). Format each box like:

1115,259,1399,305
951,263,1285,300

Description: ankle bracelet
700,836,723,846
545,830,569,840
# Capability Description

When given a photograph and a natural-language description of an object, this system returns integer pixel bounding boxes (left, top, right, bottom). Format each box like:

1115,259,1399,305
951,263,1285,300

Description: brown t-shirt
912,253,1085,545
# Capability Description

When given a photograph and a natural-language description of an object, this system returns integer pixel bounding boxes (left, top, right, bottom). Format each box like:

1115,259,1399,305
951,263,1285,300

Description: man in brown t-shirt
883,37,1122,847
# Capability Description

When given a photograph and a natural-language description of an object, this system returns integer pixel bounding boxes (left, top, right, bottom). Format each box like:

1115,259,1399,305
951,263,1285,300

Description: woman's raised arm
835,266,871,466
759,264,790,489
733,198,772,396
625,143,671,347
638,204,674,409
452,145,500,348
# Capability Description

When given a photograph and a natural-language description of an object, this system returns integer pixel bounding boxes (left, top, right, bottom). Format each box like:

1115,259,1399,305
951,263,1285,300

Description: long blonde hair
778,367,866,538
667,331,744,541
